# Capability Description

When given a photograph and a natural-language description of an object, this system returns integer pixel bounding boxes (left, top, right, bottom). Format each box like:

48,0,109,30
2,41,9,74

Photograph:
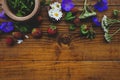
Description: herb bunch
7,0,35,17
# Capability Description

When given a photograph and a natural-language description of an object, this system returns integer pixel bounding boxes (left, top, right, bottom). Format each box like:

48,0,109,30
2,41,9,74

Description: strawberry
32,28,42,38
47,25,57,36
73,18,80,26
12,32,24,39
37,16,43,23
5,37,15,46
70,7,79,14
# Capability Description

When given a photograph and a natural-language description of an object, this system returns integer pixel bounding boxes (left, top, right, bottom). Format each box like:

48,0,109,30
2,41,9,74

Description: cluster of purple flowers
61,0,74,12
94,0,108,12
0,22,14,33
93,0,108,27
0,11,14,33
61,0,108,27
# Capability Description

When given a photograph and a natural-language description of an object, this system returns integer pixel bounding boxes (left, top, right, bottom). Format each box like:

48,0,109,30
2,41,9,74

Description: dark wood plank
0,41,120,61
0,61,120,80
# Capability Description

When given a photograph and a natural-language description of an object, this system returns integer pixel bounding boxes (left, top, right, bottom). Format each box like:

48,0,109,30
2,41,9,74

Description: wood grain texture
0,0,120,80
1,61,120,80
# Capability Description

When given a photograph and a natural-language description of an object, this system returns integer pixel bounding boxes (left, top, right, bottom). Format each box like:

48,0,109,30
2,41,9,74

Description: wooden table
0,0,120,80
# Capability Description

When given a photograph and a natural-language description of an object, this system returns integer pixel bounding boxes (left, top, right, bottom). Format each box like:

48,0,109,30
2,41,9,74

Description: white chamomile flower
48,9,54,18
48,9,63,21
52,10,63,21
50,2,61,10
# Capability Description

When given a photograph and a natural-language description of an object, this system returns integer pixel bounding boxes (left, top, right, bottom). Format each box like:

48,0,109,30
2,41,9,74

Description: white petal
17,40,23,44
25,35,29,39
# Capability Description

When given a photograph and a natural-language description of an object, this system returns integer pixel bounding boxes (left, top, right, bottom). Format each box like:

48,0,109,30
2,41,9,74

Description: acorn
32,28,42,38
12,32,24,39
73,18,80,26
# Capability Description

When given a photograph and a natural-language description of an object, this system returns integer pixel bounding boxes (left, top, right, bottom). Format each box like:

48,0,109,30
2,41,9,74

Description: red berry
5,37,14,46
32,28,42,38
37,16,43,23
70,7,79,14
12,32,24,39
47,25,57,36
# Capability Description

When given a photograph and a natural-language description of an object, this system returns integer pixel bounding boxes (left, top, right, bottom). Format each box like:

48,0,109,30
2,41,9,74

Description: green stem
108,19,120,26
84,0,87,11
109,19,120,23
111,28,120,37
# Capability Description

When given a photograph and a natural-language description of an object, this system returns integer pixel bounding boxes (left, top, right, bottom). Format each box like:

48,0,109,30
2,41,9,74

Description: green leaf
65,16,75,21
40,0,46,6
15,22,30,33
16,12,23,17
65,12,75,21
19,27,28,33
69,24,76,31
80,24,89,35
45,0,51,6
66,12,73,18
113,10,119,17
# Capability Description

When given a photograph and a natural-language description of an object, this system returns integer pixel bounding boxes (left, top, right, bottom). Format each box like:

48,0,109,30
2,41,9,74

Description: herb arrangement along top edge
0,0,120,46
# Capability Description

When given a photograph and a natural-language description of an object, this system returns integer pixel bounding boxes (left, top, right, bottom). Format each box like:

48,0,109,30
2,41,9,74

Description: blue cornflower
0,22,14,33
92,16,101,27
0,11,7,19
94,0,108,12
61,0,74,12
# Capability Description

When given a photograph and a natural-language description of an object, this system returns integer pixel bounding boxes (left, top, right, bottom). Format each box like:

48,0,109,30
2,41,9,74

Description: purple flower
94,0,108,12
7,22,14,26
0,11,7,19
61,0,74,12
0,22,14,33
92,16,101,27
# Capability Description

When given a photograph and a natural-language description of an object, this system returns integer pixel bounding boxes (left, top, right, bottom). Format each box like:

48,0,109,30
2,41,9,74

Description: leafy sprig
113,9,120,17
79,0,96,19
80,24,95,39
7,0,35,16
101,15,120,42
65,12,75,21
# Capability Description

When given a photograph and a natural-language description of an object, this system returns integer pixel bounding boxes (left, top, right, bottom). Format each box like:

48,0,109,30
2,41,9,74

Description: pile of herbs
7,0,35,17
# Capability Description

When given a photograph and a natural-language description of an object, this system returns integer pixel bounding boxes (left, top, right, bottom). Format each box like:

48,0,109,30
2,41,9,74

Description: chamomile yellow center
56,4,60,8
54,13,59,17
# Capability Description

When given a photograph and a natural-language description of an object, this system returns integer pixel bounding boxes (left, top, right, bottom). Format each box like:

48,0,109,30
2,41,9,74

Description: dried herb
14,22,33,33
79,0,96,19
113,10,120,17
69,24,76,31
80,24,95,39
101,15,120,42
104,28,120,43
